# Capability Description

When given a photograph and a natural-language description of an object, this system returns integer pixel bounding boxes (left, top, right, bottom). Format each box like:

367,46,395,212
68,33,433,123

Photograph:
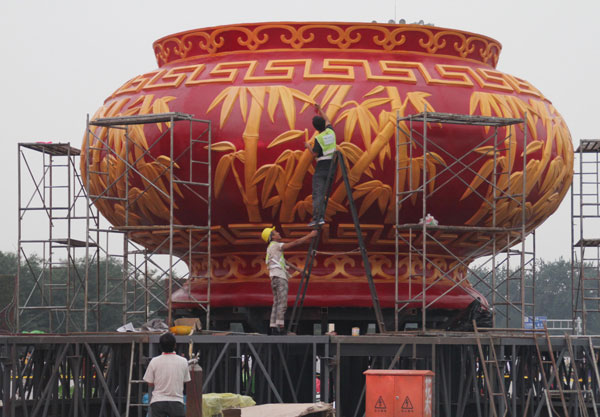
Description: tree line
0,250,589,333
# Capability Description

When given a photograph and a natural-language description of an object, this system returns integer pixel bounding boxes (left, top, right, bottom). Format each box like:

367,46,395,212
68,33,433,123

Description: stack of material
223,402,334,417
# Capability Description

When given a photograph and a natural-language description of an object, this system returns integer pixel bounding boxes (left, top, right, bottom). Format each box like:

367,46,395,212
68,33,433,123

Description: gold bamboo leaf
338,108,357,143
529,99,549,127
427,152,447,166
363,97,392,109
357,106,377,148
469,92,481,117
275,149,294,164
207,88,233,113
219,88,241,128
406,92,435,113
267,129,305,149
355,180,382,191
251,163,274,186
214,154,233,198
262,166,284,206
410,159,421,204
238,87,248,123
300,85,327,113
130,124,149,150
321,85,340,108
539,157,560,195
152,99,167,132
326,198,348,213
474,145,496,155
154,96,176,131
267,86,280,123
377,187,391,213
491,94,513,118
379,143,391,170
358,189,380,217
378,110,389,131
156,155,181,170
460,159,495,200
290,88,314,105
206,141,236,152
279,86,296,129
427,160,436,193
521,140,544,156
284,155,296,183
139,95,155,115
508,171,524,195
293,199,311,220
524,159,540,194
265,195,281,208
248,86,266,110
365,86,385,97
234,149,246,163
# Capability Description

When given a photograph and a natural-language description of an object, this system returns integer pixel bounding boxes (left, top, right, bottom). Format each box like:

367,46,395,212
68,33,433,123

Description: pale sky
1,0,598,261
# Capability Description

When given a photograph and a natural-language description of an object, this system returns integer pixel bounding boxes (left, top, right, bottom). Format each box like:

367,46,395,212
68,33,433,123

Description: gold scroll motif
189,252,470,286
153,24,500,67
111,59,543,99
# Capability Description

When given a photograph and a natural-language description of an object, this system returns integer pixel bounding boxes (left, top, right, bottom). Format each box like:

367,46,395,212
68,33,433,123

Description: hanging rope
313,247,361,256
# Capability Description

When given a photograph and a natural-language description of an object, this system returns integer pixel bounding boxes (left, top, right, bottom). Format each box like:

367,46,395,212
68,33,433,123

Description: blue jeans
312,160,331,220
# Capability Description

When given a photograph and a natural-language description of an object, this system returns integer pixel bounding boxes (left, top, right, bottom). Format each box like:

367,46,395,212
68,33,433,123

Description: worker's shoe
308,218,325,228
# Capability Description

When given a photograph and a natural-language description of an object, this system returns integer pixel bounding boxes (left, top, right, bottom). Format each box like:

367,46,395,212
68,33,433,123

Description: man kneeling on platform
261,227,317,335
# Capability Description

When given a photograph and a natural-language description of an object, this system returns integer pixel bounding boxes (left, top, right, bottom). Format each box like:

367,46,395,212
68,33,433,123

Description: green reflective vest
265,242,287,272
315,127,336,160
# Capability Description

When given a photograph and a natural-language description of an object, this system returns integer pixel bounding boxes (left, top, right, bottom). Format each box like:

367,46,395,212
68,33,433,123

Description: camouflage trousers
270,276,289,328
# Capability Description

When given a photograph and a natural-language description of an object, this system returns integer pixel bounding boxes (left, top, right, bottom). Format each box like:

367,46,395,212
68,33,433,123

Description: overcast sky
1,0,598,261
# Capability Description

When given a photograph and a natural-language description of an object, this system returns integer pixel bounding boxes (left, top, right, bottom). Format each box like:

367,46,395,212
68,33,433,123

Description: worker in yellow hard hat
262,227,317,335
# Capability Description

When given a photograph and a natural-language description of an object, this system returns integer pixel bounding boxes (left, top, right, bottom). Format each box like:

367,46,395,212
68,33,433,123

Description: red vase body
82,22,573,316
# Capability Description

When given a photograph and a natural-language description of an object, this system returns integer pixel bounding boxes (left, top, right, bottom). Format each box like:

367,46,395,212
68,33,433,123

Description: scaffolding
17,143,93,333
572,139,600,334
84,112,212,330
394,112,536,331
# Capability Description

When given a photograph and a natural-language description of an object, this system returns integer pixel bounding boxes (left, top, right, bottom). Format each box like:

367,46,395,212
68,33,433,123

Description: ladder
532,326,570,417
473,322,509,417
287,151,386,334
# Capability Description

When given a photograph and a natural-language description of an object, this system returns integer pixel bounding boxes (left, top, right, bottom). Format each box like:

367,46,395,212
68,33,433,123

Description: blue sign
524,316,547,329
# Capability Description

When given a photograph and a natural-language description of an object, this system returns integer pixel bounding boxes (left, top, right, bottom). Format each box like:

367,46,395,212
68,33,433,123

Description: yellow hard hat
261,226,276,243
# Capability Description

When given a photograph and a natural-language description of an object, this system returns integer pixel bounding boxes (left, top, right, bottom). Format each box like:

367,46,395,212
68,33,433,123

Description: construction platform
1,329,599,417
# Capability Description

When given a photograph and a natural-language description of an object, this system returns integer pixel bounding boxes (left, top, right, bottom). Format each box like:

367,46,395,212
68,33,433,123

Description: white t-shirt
266,242,289,280
143,353,191,403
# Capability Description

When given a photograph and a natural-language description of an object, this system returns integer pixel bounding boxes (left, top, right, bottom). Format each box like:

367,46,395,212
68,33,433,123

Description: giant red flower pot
82,22,573,328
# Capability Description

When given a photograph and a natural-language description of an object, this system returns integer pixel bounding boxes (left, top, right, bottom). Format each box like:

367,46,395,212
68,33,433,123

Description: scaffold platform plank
20,142,81,156
576,139,600,153
396,223,522,233
398,111,523,127
90,112,199,126
52,238,96,248
575,238,600,247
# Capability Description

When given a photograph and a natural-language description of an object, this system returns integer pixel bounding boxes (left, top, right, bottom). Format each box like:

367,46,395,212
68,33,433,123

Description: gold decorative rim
153,21,502,68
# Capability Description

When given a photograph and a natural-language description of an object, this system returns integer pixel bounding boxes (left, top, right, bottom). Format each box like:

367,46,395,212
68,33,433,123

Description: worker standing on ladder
261,227,317,335
305,104,337,228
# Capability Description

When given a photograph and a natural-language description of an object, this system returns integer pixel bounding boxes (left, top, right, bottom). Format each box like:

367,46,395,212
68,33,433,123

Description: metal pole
17,144,22,332
422,108,428,331
395,111,400,331
168,116,175,327
520,114,528,328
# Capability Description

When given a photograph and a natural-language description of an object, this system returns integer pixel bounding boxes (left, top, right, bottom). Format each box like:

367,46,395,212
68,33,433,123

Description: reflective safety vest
315,127,336,161
265,242,287,274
